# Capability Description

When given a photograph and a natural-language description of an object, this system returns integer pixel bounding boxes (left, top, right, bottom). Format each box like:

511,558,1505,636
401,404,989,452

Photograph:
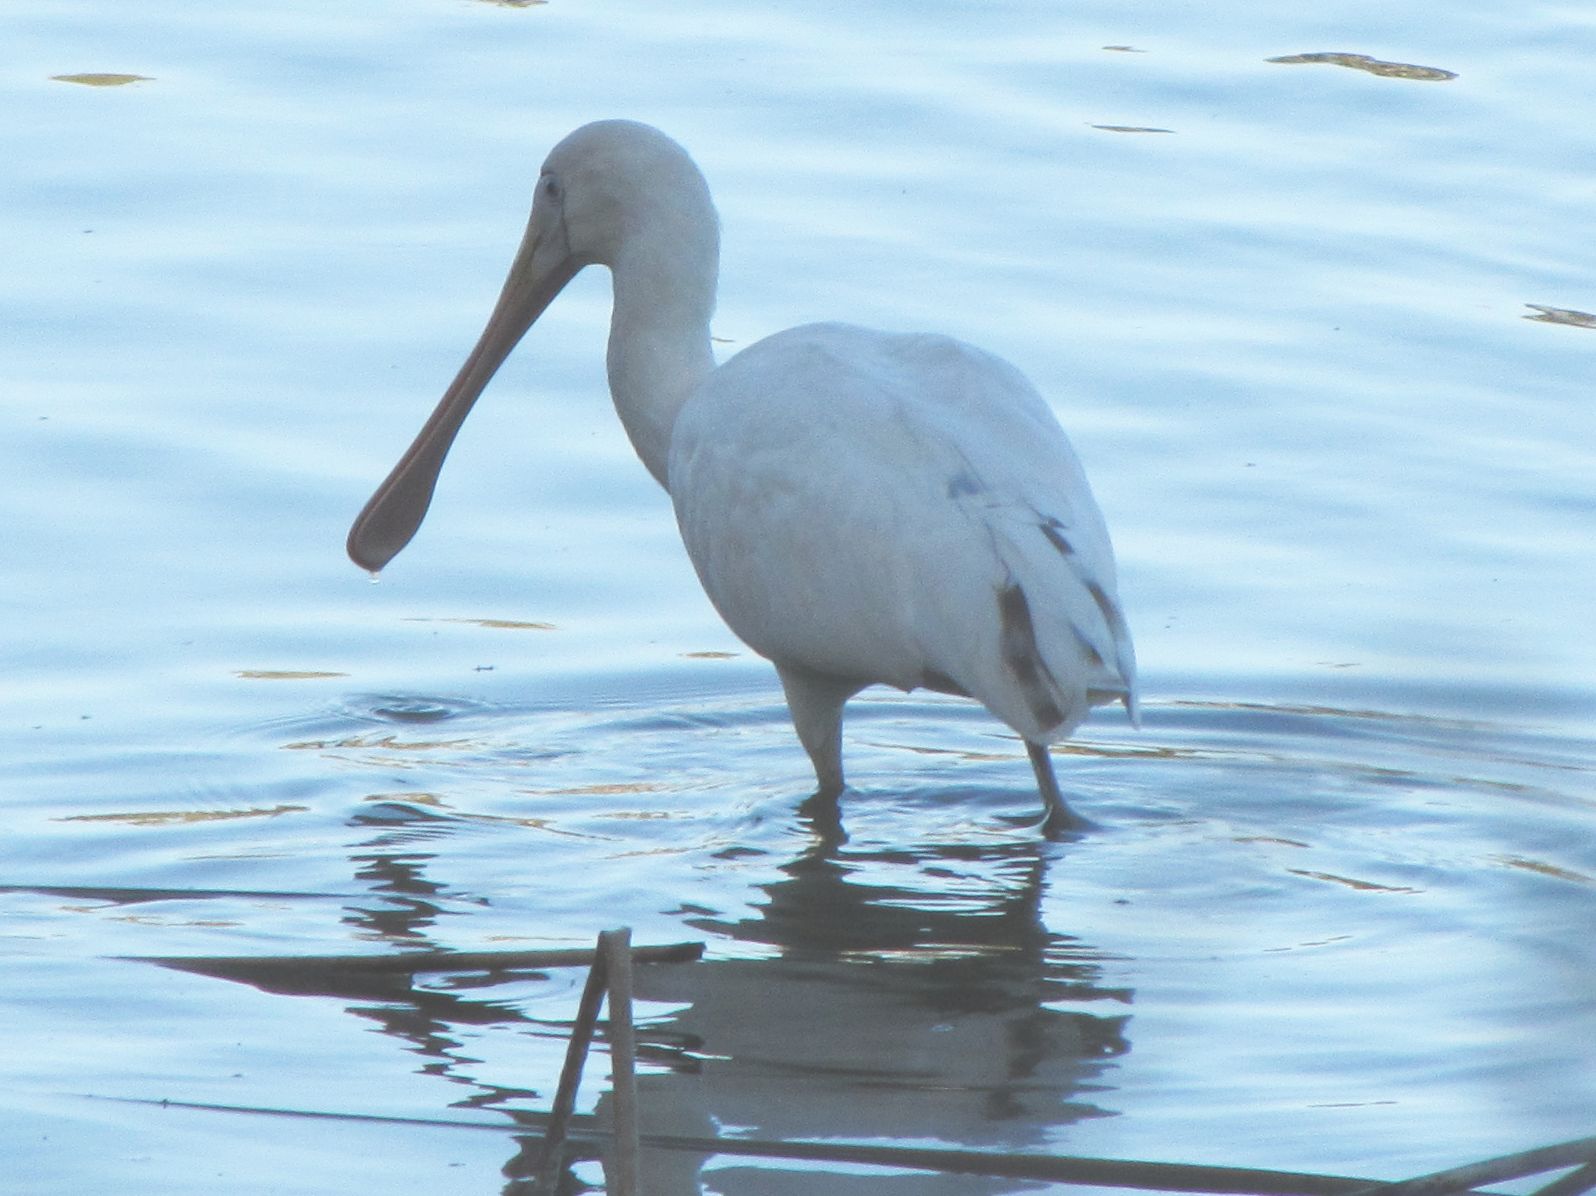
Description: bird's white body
673,321,1133,737
348,120,1136,833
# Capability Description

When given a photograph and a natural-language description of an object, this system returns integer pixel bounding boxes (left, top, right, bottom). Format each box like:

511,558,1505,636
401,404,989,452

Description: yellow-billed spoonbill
348,120,1138,835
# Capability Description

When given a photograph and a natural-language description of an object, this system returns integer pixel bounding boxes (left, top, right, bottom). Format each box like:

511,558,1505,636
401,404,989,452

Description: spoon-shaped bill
346,239,579,573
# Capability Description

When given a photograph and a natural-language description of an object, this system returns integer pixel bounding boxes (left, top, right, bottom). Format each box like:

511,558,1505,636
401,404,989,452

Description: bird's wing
669,323,1136,741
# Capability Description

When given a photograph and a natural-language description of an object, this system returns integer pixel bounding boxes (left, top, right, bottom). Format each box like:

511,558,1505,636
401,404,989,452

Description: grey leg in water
1027,740,1089,837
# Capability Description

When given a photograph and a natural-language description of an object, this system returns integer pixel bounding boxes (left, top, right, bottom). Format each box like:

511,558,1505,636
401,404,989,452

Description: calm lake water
4,0,1593,1192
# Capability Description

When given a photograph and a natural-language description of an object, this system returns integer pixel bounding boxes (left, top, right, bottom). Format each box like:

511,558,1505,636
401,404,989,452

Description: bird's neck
605,239,717,490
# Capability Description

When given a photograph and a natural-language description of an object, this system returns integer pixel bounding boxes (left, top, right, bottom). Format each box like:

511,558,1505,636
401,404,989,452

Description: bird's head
345,120,717,574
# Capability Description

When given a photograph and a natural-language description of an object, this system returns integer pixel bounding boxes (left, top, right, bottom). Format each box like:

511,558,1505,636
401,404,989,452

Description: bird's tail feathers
993,513,1138,739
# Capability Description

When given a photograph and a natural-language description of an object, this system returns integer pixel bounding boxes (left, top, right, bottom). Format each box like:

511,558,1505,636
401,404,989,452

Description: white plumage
349,120,1137,834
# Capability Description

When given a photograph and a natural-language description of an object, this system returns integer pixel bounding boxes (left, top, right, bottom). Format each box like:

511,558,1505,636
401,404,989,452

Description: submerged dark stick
536,940,611,1189
99,1092,1569,1193
601,928,640,1196
1533,1162,1596,1196
1347,1136,1596,1196
132,941,703,976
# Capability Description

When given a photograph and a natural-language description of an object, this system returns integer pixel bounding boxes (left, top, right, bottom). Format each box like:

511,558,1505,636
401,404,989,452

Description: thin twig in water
536,941,610,1190
1534,1162,1596,1196
1348,1137,1596,1196
91,1095,1593,1193
601,927,640,1196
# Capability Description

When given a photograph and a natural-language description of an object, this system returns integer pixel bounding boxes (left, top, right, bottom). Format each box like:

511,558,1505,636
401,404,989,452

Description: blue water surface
3,1,1592,1192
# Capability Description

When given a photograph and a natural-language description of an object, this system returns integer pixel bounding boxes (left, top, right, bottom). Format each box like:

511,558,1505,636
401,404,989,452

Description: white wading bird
348,120,1137,836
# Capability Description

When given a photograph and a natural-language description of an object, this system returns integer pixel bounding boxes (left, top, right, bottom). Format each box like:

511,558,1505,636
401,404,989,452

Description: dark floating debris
1525,303,1596,329
132,941,703,977
1267,52,1457,81
2,882,337,904
127,940,705,1001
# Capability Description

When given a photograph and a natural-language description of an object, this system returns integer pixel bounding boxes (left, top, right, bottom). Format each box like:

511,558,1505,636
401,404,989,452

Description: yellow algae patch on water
1493,855,1592,884
234,669,348,680
1266,52,1456,81
52,73,154,87
403,616,557,630
552,782,667,797
284,732,471,751
58,805,307,826
1234,834,1312,849
1287,868,1420,894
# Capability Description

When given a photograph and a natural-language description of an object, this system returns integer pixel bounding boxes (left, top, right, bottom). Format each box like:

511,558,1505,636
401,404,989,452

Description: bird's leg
1026,740,1091,837
775,664,862,807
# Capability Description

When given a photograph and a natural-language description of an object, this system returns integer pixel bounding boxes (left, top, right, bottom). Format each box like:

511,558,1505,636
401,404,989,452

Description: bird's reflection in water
175,798,1134,1194
599,819,1134,1193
